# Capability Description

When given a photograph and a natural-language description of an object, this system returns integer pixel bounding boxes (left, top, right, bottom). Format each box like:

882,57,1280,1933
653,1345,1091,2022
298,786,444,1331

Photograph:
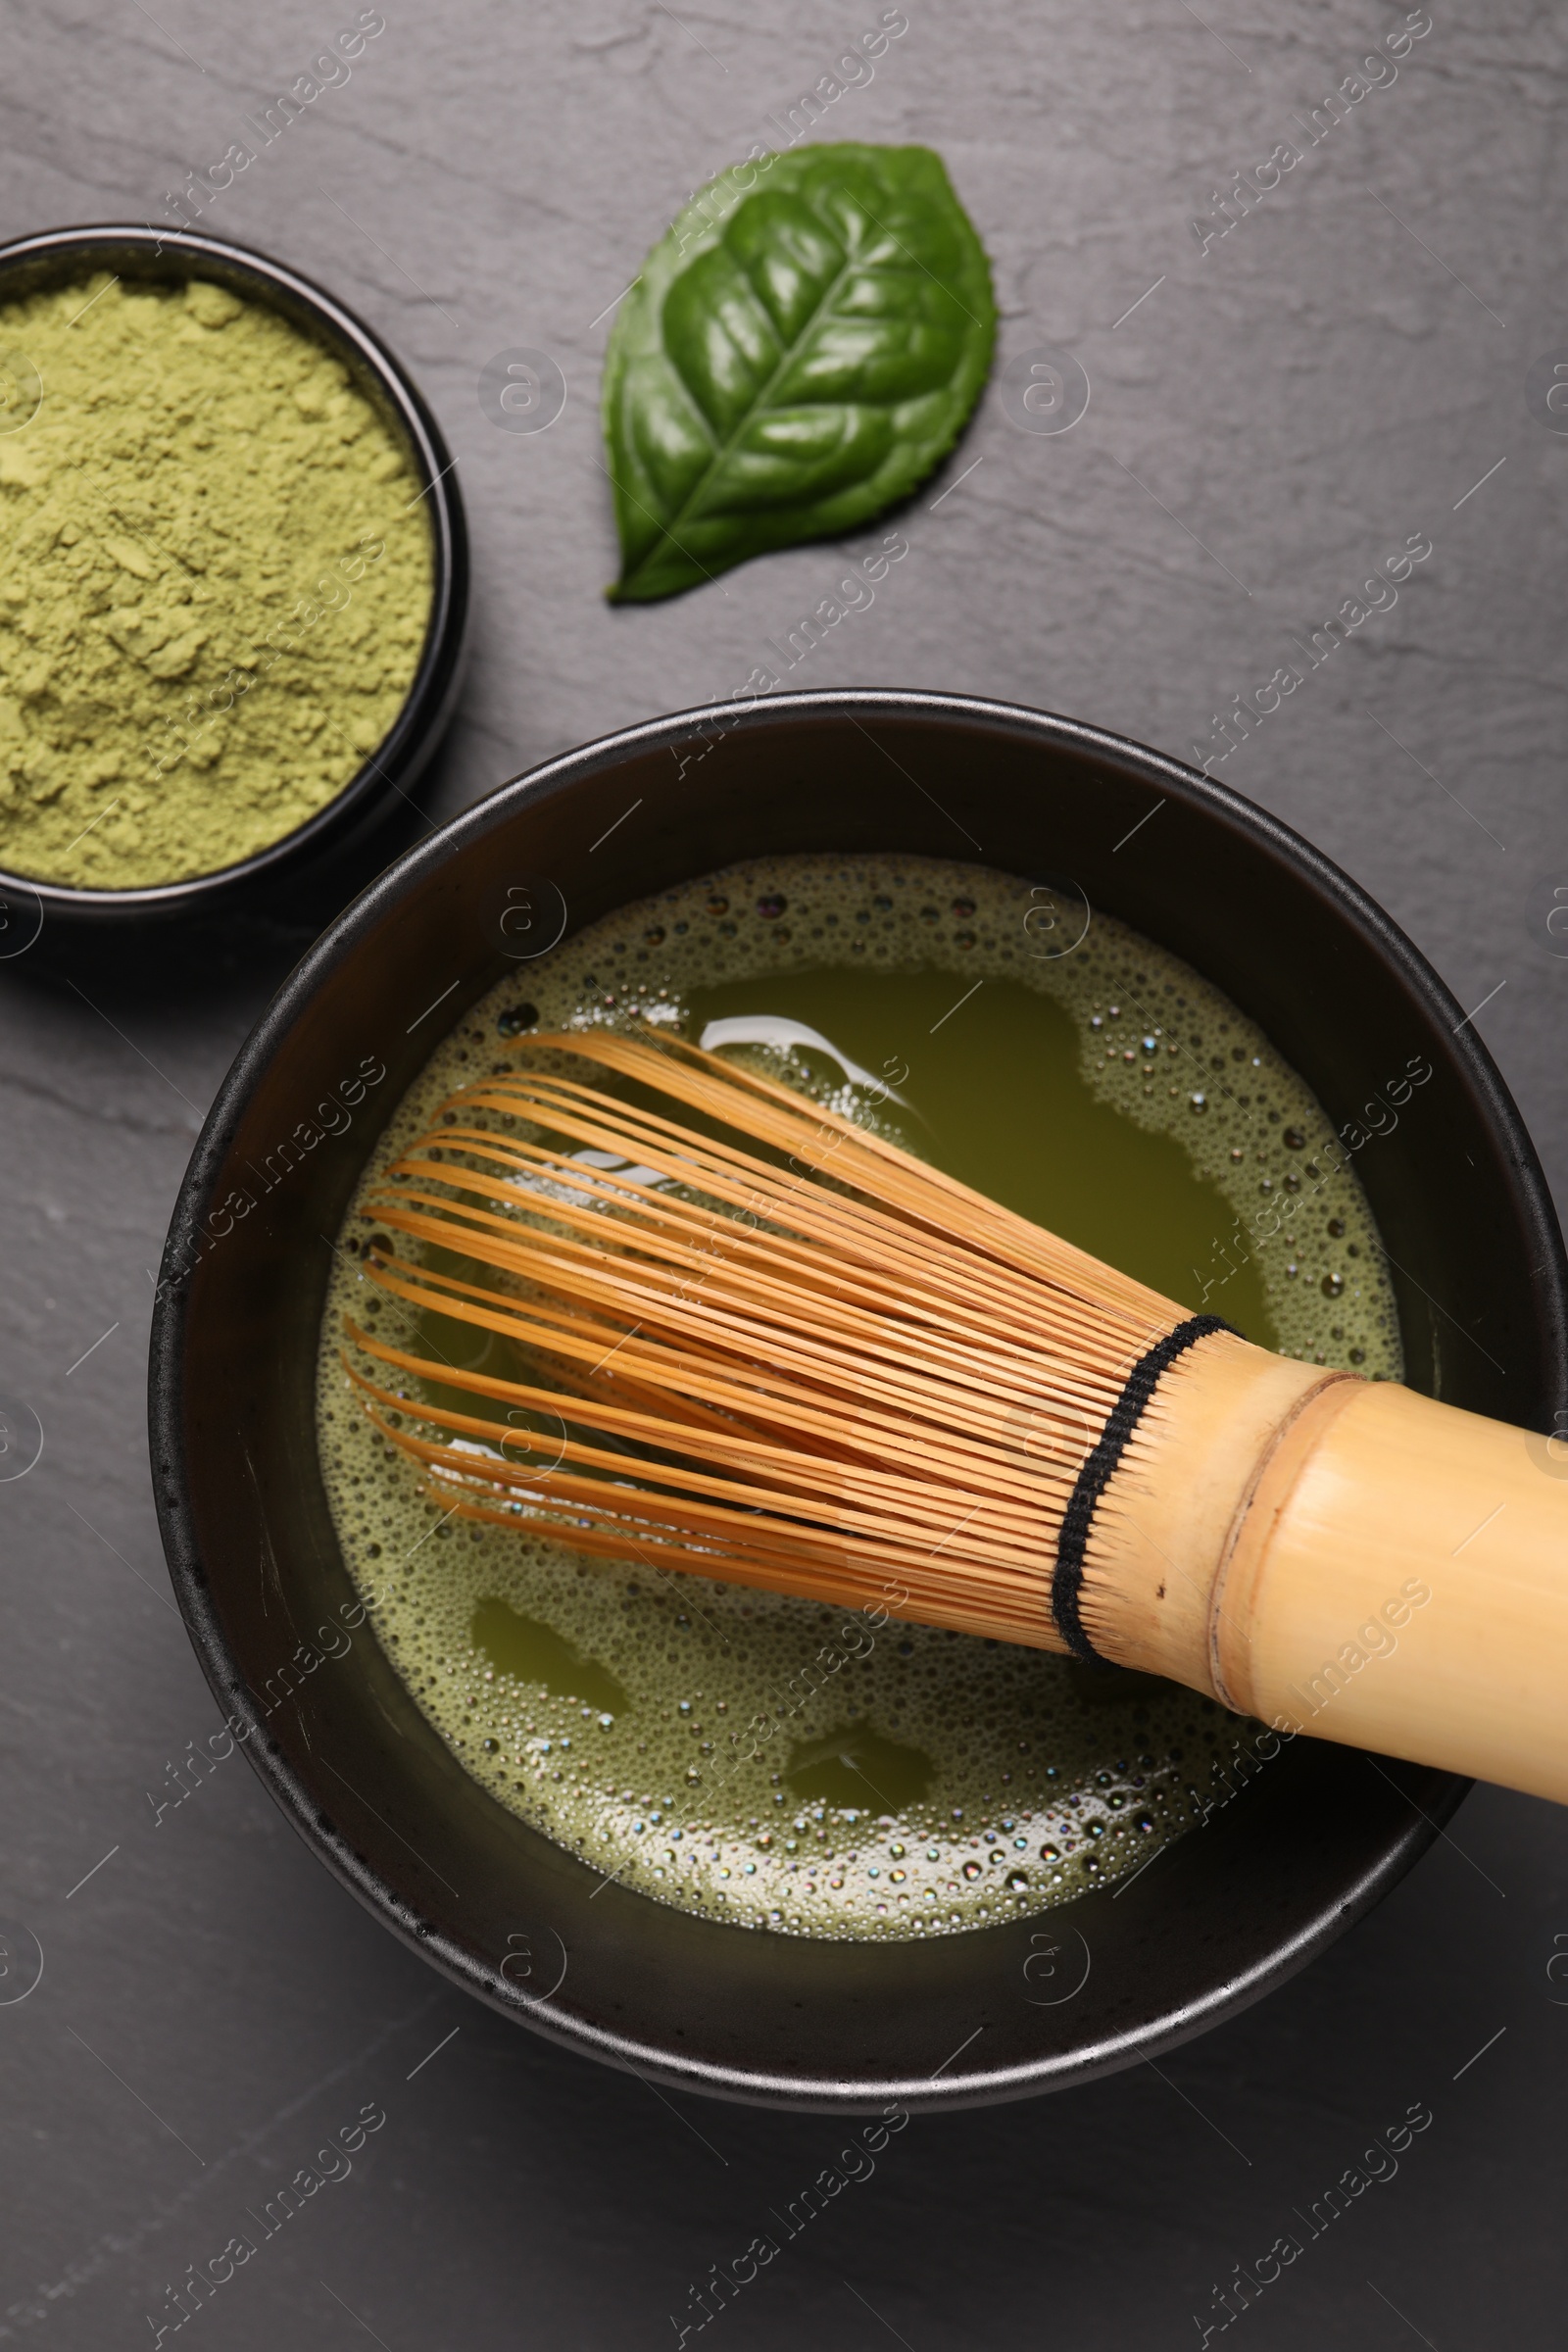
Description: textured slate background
2,2,1565,2345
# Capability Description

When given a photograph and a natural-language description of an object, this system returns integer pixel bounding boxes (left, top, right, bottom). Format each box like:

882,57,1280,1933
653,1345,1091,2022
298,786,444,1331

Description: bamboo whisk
344,1032,1568,1806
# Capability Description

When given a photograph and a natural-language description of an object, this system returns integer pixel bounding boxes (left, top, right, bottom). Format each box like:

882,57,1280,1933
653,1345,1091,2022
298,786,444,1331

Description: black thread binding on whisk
1051,1315,1240,1666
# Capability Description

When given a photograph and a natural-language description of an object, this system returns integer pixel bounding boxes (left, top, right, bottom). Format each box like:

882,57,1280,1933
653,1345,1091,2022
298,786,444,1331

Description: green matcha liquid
317,855,1399,1939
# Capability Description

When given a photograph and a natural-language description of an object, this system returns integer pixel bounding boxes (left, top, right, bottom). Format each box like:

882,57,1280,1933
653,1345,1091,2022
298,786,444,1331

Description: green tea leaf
603,143,996,603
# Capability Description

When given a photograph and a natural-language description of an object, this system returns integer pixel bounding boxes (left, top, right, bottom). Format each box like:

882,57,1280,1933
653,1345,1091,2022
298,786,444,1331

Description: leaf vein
640,246,863,580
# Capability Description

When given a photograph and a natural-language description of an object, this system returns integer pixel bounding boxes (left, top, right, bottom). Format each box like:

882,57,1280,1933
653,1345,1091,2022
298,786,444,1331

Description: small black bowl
150,692,1568,2111
0,223,467,929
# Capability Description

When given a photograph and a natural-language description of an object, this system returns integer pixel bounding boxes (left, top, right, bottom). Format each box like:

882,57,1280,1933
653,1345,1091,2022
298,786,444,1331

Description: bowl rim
152,687,1562,2108
0,220,467,918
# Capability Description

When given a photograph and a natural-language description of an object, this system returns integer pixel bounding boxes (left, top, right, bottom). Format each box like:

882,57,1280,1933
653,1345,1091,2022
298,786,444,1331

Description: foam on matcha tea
317,856,1401,1940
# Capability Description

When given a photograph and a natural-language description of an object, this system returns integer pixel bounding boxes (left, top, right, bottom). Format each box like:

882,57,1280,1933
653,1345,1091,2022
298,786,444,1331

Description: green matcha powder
0,271,433,888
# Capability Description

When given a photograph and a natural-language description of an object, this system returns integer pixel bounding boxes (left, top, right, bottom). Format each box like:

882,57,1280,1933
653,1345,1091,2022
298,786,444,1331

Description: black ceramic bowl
0,223,467,929
150,692,1568,2112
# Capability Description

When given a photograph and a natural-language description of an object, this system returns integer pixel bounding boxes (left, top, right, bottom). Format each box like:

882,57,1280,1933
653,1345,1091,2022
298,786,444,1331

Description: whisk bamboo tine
347,1290,1073,1514
343,1030,1568,1807
387,1141,1130,1364
378,1103,1152,1378
365,1215,1115,1440
409,1096,1101,1338
461,1038,1170,1319
351,1387,1050,1571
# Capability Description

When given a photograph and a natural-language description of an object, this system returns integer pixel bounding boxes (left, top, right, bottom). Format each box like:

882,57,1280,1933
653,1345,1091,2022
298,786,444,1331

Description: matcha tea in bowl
0,223,467,925
152,693,1567,2112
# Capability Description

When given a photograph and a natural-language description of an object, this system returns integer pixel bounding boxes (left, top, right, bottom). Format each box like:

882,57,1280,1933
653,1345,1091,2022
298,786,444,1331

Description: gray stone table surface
2,0,1566,2344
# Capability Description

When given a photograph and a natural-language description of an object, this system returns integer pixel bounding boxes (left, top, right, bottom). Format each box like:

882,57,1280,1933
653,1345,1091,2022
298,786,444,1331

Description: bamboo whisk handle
1092,1340,1568,1804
